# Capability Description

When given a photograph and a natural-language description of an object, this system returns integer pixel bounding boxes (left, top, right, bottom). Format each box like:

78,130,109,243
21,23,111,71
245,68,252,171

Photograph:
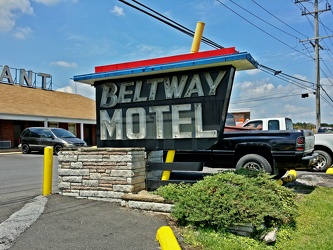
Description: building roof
0,83,96,121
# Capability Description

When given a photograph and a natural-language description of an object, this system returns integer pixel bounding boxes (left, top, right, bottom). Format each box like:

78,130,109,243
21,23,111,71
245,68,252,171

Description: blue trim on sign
73,52,258,82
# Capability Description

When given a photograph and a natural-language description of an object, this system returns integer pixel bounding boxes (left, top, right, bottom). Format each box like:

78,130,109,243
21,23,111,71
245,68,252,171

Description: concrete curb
0,152,22,155
0,148,21,155
0,195,47,250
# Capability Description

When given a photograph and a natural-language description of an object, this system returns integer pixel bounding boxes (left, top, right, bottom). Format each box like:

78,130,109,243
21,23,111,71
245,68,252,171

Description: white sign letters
99,70,226,141
0,65,52,90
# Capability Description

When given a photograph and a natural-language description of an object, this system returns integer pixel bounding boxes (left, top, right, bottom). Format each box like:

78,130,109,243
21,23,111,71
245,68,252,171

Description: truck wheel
312,150,332,172
236,154,272,173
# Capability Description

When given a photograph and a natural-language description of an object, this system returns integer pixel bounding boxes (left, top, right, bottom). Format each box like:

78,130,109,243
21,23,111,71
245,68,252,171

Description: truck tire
236,154,272,173
312,150,332,172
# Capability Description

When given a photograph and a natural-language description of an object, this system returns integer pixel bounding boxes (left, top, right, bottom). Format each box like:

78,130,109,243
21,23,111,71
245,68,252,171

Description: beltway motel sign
74,47,258,150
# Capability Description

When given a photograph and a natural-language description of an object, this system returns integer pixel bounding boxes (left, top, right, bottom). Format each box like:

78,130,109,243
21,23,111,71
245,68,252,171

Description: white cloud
56,80,95,100
56,85,73,93
0,0,33,32
239,80,254,90
0,0,76,34
246,69,260,75
110,6,124,16
32,0,78,5
281,104,316,122
13,26,32,39
32,0,60,5
124,44,186,60
293,74,309,81
50,61,77,68
238,79,275,96
282,104,305,113
321,77,333,86
228,75,318,122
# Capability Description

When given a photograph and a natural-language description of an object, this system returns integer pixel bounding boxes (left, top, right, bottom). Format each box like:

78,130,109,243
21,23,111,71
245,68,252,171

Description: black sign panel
94,65,235,151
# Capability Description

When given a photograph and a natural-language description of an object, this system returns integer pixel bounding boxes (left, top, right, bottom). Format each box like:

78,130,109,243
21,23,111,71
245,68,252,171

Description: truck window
268,120,280,130
244,121,262,129
285,119,294,130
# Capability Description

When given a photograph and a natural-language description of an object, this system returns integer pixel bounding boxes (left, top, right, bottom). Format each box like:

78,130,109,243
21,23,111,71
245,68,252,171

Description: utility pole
296,0,332,131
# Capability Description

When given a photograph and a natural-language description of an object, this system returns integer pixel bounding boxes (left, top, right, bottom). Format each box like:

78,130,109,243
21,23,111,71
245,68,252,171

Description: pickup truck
242,117,332,172
170,115,317,177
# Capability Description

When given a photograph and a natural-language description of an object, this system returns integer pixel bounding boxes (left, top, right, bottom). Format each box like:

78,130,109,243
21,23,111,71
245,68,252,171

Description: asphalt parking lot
1,150,332,250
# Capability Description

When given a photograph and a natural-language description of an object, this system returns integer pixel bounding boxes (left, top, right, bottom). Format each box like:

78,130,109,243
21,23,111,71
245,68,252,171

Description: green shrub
154,170,298,238
152,182,191,202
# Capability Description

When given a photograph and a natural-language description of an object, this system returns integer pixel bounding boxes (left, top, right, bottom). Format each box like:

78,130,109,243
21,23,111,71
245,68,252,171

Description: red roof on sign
95,47,238,73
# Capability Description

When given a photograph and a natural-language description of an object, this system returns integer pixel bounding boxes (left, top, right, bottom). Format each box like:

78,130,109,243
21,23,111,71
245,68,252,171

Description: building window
68,123,76,136
48,122,58,128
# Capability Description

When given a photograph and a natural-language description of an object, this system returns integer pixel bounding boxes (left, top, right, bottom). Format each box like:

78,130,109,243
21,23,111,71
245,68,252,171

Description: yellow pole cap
288,170,297,178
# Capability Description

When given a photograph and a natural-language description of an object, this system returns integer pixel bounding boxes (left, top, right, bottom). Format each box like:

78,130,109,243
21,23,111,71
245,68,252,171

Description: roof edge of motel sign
73,47,258,84
73,48,258,151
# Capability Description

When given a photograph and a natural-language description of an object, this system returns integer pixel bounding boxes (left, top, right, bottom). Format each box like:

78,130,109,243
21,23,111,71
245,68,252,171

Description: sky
0,0,333,124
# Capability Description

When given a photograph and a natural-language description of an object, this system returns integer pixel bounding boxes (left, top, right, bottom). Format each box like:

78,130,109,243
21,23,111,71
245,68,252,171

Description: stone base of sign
58,147,147,202
58,148,174,213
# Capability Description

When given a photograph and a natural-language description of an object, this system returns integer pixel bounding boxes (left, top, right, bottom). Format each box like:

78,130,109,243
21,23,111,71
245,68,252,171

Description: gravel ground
285,173,333,194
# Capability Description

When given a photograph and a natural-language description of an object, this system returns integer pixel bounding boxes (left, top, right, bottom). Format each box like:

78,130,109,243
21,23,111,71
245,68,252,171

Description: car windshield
51,128,76,138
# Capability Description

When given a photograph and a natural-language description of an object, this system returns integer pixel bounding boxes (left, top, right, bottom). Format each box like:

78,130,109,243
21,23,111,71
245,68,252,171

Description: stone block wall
58,147,146,203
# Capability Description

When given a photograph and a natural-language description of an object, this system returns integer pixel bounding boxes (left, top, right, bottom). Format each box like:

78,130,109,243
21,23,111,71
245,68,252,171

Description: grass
177,186,333,250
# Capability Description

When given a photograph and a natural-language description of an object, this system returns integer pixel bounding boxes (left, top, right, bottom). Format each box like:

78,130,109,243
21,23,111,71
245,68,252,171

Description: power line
119,0,333,109
259,64,315,89
296,0,333,129
321,85,333,103
118,0,224,49
230,92,303,105
252,0,309,38
215,0,313,59
229,0,305,40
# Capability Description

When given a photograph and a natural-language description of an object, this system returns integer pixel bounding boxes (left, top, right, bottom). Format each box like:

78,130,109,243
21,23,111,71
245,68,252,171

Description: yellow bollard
326,168,333,174
161,150,175,180
43,146,53,196
288,170,297,178
156,226,181,250
281,170,297,183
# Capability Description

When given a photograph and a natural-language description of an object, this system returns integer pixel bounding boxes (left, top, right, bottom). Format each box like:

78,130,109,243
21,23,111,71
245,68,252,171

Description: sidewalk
0,148,21,154
4,194,169,250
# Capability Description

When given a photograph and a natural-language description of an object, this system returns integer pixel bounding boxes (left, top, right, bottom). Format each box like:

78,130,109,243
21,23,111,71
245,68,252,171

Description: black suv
19,127,87,155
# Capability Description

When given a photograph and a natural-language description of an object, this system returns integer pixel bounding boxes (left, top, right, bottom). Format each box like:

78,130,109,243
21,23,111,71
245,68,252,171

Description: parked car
19,127,87,155
317,127,333,133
